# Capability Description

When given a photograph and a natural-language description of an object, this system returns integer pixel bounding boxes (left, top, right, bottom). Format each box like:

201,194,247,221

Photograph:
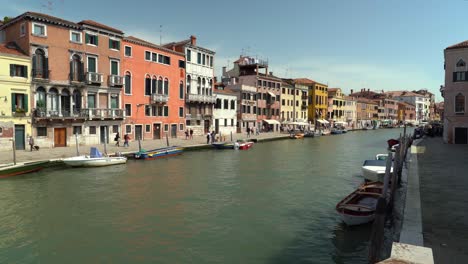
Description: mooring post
230,131,233,142
166,132,169,147
12,139,16,165
75,133,80,156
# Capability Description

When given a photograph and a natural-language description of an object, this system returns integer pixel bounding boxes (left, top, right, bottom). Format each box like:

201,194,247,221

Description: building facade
397,102,416,124
356,98,378,128
121,36,186,141
225,81,257,133
0,42,31,150
280,80,294,123
213,86,237,136
294,78,328,125
164,36,215,136
385,91,428,123
327,88,345,122
343,96,357,128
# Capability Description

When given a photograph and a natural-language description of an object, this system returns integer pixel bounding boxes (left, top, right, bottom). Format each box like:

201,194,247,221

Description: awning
316,119,329,124
334,121,347,125
263,119,281,125
291,122,309,126
267,92,276,98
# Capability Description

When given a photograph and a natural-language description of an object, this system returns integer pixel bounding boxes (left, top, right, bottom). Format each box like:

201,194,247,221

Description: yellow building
294,78,328,124
0,42,32,150
280,80,295,122
281,79,309,126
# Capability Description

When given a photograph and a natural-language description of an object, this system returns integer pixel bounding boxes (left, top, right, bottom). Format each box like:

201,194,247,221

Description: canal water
0,128,409,263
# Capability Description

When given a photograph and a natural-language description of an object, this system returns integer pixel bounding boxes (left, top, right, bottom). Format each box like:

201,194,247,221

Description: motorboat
134,146,183,160
375,154,388,161
336,182,383,226
63,147,127,167
331,128,344,135
361,159,393,182
387,139,399,149
303,131,315,138
0,160,49,178
289,133,305,139
234,140,254,150
212,142,235,149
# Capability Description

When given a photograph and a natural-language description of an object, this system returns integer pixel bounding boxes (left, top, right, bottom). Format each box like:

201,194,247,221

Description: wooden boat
0,160,49,178
331,128,344,135
234,140,254,150
362,159,393,182
134,146,183,160
63,147,127,167
289,133,304,139
336,182,383,226
303,131,315,138
212,142,235,149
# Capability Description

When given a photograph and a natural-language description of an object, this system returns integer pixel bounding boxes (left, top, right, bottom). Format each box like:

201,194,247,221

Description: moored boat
212,142,235,149
361,159,393,182
63,147,127,167
336,182,383,226
134,146,183,160
375,154,388,161
303,131,315,137
234,140,254,150
0,160,49,178
331,128,344,134
289,133,305,139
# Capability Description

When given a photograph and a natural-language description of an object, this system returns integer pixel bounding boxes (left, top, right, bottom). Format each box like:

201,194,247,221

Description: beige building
328,88,345,122
343,96,357,128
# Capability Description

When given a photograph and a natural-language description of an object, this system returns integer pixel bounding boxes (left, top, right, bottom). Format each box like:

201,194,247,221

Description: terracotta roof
446,40,468,50
162,39,191,48
0,11,81,30
343,96,356,101
293,78,327,86
0,42,27,57
398,101,415,108
124,36,185,56
356,98,378,104
78,20,123,34
328,88,339,92
214,87,237,95
384,91,421,97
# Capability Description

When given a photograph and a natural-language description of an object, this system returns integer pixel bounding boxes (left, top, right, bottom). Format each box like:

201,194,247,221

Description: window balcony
83,108,124,120
301,95,308,100
151,93,169,104
69,72,85,83
86,72,103,84
186,113,202,120
186,94,216,104
108,75,124,87
32,69,50,81
242,99,256,106
33,108,86,120
301,105,308,111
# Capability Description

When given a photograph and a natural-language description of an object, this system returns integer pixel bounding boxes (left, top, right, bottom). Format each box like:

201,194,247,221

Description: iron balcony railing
151,93,169,104
32,69,50,80
33,108,86,118
108,75,124,87
83,108,124,120
86,72,103,84
186,94,216,104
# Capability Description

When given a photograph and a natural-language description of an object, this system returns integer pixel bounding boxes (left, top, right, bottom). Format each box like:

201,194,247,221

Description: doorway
204,120,210,133
215,119,219,134
454,127,468,144
153,123,161,139
54,127,67,147
171,124,177,138
135,125,143,140
100,126,109,144
14,125,25,150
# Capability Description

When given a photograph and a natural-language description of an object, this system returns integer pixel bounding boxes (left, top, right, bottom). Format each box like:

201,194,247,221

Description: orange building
122,36,186,140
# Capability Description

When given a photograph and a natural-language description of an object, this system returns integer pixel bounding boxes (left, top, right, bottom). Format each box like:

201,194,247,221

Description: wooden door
14,125,25,150
54,128,67,147
171,124,177,138
455,127,468,144
135,125,143,140
153,124,161,139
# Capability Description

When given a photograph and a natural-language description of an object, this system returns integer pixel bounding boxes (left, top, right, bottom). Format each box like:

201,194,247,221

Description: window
33,49,47,78
210,56,213,67
157,78,163,94
85,33,98,45
224,99,229,109
163,106,169,117
87,56,97,73
20,23,26,36
187,49,191,62
112,125,119,133
87,94,96,108
197,52,201,64
73,126,82,135
457,59,466,67
455,93,465,113
110,60,119,75
70,31,81,43
89,126,97,134
145,125,151,133
145,105,151,116
124,46,132,57
179,60,185,68
202,54,206,65
126,125,132,133
145,51,151,61
231,100,235,109
179,124,184,131
109,39,120,50
145,75,151,96
231,119,234,126
179,107,184,117
37,127,47,137
124,72,131,94
9,64,28,77
70,54,83,82
282,99,285,106
454,71,467,82
32,23,46,36
224,119,227,126
152,52,158,62
125,104,132,116
11,93,28,112
179,81,184,99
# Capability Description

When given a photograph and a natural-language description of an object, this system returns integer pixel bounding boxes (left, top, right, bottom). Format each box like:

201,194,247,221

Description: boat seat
356,191,381,196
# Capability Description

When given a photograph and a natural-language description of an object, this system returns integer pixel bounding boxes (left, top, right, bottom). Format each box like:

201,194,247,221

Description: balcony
186,113,202,120
69,72,85,83
33,108,86,120
242,99,256,106
151,93,169,104
32,69,50,81
83,108,124,120
86,72,103,84
108,75,124,87
186,94,216,104
301,95,308,100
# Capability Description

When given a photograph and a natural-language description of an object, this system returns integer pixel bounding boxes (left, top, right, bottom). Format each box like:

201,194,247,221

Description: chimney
269,71,273,76
350,89,354,94
190,35,197,46
222,66,227,77
367,89,370,93
231,77,236,85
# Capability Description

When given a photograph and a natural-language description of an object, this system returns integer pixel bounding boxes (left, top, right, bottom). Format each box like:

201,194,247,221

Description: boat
361,159,393,182
303,131,315,138
134,146,183,160
375,154,388,161
63,147,127,167
387,138,399,149
0,160,49,178
390,144,399,152
341,129,348,133
212,142,235,149
336,182,383,226
289,133,304,139
234,140,254,150
331,128,344,134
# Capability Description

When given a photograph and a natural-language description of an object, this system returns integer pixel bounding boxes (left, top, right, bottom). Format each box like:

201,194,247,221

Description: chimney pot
269,71,273,76
350,89,354,94
190,35,197,46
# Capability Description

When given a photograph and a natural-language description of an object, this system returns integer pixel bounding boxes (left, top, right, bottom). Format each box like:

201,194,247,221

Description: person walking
185,129,189,140
114,132,120,147
247,127,250,138
189,129,194,139
29,136,35,152
206,132,211,144
124,134,130,147
211,130,216,143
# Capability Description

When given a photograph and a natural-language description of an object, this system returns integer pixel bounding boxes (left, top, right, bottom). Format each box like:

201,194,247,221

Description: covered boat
336,182,383,226
303,131,315,137
63,147,127,167
361,159,393,182
0,160,49,179
134,146,183,160
212,142,235,149
331,128,344,134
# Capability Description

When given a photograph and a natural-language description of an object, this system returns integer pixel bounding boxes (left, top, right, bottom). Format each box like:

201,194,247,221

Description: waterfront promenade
0,132,288,165
416,137,468,263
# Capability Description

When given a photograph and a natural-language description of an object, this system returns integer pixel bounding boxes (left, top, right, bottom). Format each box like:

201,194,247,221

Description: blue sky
2,0,464,101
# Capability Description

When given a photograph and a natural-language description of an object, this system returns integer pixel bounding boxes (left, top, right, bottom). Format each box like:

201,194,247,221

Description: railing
86,72,103,84
186,94,216,104
186,113,202,120
301,95,308,100
83,108,124,120
242,99,256,105
238,57,268,67
151,93,169,104
108,75,124,87
69,72,85,82
32,69,50,80
33,108,86,118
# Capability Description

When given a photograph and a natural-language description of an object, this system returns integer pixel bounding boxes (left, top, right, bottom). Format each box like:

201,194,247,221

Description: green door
14,125,25,150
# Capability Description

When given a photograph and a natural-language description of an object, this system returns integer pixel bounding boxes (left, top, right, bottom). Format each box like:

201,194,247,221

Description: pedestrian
29,136,34,152
114,132,120,147
256,127,259,136
247,127,250,138
206,132,211,144
185,129,189,140
124,134,130,147
211,130,216,143
189,129,194,139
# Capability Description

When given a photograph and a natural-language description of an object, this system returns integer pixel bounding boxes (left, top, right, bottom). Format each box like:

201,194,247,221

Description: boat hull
339,211,375,226
212,142,235,149
134,147,183,160
0,161,49,178
238,142,254,150
63,156,127,167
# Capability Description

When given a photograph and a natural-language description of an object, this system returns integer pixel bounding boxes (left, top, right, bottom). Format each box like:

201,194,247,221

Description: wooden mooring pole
12,139,16,165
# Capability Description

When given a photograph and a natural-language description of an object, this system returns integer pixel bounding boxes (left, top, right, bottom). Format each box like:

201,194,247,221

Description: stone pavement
416,137,468,263
0,132,288,165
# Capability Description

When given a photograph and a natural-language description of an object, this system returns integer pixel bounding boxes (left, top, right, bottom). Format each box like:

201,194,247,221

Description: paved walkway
416,137,468,263
0,132,288,165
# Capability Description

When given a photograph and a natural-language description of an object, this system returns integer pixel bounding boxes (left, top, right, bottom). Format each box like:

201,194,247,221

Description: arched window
455,93,465,113
124,72,131,94
70,54,82,81
157,77,163,94
164,78,169,95
202,78,206,95
61,89,71,116
48,88,59,114
36,87,46,109
145,75,151,96
152,76,157,94
33,49,47,78
197,77,201,95
179,81,184,99
457,59,466,67
186,75,191,94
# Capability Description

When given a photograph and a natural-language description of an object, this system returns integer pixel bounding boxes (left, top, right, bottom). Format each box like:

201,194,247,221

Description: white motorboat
63,147,127,167
362,160,393,182
375,154,388,161
336,182,383,226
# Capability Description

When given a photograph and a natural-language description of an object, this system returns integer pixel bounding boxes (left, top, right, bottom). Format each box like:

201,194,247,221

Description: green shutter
95,35,98,46
24,66,28,78
44,58,49,78
85,33,89,44
109,38,112,49
23,94,28,112
10,64,14,76
11,93,16,112
32,56,37,75
117,41,120,50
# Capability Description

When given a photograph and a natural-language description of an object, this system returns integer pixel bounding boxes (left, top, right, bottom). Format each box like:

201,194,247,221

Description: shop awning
263,119,281,125
267,92,276,98
334,121,347,125
316,119,329,124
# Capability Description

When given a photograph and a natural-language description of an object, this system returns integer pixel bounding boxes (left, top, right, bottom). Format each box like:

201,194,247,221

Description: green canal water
0,128,409,263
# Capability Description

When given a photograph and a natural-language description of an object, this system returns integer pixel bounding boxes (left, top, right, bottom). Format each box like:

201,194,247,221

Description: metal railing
86,72,103,84
83,108,124,119
186,94,216,104
32,69,50,79
151,93,169,104
108,75,124,87
33,108,86,118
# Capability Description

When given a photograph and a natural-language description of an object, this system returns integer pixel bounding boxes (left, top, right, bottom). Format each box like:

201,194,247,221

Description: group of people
184,129,194,140
246,127,259,138
114,132,130,147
